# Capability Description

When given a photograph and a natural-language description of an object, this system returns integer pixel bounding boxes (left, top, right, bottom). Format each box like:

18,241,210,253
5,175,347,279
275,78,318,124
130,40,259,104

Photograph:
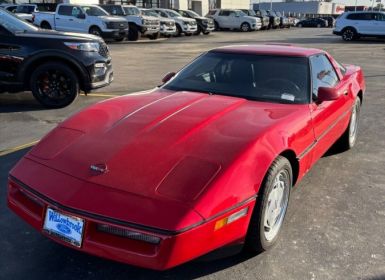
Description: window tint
310,54,339,97
347,13,374,20
219,10,230,16
71,7,83,17
58,6,72,16
375,13,385,21
207,10,216,16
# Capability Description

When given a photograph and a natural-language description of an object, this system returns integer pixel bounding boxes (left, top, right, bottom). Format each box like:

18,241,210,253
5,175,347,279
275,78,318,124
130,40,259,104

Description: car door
217,10,230,28
355,13,375,35
309,54,354,163
374,13,385,35
55,5,84,32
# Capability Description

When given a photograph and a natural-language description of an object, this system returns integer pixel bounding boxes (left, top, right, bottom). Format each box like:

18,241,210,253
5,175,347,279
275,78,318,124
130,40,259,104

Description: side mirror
162,72,176,84
77,13,86,19
317,87,340,102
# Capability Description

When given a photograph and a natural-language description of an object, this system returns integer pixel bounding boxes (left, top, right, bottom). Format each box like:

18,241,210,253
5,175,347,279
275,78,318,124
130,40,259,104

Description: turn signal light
214,207,249,231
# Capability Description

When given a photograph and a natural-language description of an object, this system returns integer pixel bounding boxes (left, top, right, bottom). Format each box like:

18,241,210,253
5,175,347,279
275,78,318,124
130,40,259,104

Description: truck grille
106,21,128,29
188,21,197,26
162,21,175,27
98,42,109,58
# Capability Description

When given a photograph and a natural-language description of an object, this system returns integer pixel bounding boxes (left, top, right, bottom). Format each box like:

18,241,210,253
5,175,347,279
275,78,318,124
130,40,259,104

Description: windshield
15,5,35,14
0,9,38,33
186,10,200,17
268,10,277,16
166,10,181,17
235,10,246,17
82,6,108,16
247,10,256,16
141,9,158,17
163,52,310,104
259,10,267,16
276,11,282,17
101,5,125,16
123,6,140,15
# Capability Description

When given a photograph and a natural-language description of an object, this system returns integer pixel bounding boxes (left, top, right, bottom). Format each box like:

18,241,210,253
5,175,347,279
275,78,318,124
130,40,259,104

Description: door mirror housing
317,87,340,102
77,13,86,19
162,72,176,84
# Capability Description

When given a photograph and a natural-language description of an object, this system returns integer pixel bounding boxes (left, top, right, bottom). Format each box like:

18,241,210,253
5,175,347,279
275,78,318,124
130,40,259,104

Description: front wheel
89,26,102,38
30,62,79,108
337,97,361,151
148,32,160,40
240,22,251,32
342,27,357,41
245,156,292,252
128,25,140,41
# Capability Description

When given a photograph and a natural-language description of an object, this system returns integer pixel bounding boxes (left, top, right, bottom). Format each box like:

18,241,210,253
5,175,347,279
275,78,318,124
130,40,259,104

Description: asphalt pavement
1,28,385,280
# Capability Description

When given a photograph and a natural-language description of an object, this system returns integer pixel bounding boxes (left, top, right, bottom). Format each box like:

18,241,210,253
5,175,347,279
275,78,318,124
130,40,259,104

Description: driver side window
310,54,339,98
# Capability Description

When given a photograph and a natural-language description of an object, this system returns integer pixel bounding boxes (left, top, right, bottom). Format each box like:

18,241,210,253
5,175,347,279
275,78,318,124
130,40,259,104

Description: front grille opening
97,224,161,245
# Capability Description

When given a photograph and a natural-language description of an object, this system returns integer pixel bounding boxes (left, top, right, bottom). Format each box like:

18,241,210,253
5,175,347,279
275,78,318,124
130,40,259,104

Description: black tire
202,31,210,35
194,26,202,35
185,33,192,36
40,21,51,29
128,24,140,41
342,27,357,41
114,37,125,42
297,23,302,28
174,24,182,37
317,23,321,28
214,21,220,31
30,62,79,108
245,156,292,253
148,32,160,40
89,26,102,38
240,22,251,32
337,97,361,151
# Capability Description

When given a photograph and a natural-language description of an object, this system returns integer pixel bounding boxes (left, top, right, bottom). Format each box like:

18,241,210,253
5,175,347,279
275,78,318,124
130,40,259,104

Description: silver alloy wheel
241,23,250,32
349,100,360,146
343,29,354,41
263,170,290,241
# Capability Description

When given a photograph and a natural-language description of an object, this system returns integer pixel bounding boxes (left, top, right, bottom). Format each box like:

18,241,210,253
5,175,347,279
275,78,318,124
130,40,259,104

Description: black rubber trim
9,175,256,236
297,106,351,160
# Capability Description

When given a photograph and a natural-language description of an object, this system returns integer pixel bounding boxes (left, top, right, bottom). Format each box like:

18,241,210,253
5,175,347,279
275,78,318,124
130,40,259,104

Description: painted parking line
0,140,40,157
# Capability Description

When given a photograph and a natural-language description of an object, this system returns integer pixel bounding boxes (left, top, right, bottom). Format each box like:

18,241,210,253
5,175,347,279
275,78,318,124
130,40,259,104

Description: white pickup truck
33,4,128,41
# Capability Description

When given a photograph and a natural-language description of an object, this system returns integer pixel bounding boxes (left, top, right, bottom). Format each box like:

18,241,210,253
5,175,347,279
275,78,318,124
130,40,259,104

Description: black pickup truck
255,9,280,29
0,9,113,108
241,9,269,30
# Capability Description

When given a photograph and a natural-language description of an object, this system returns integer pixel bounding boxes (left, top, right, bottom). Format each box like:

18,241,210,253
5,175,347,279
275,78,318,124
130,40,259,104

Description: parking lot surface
1,28,385,280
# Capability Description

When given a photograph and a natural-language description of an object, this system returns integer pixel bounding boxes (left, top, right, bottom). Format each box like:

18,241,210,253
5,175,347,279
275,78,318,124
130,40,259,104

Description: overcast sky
251,0,382,8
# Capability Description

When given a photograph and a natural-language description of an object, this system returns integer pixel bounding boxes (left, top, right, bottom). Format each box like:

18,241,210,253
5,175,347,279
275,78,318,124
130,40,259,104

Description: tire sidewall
30,63,79,108
241,22,250,32
348,98,361,148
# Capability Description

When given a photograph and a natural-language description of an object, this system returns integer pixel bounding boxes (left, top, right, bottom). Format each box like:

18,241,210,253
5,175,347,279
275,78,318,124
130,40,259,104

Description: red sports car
8,45,365,270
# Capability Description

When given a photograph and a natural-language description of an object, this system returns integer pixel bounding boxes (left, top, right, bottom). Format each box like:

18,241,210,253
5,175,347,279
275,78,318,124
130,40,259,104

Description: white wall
220,0,250,9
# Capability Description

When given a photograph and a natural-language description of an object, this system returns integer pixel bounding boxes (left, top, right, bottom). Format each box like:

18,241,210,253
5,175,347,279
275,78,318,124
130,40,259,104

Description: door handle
55,18,60,20
69,19,73,21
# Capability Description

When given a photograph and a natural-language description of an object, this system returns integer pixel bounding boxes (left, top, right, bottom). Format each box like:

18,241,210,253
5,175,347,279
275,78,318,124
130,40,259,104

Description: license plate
43,208,85,247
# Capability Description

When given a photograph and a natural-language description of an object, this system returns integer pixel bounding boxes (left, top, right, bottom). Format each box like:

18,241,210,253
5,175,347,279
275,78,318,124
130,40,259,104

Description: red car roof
211,44,323,57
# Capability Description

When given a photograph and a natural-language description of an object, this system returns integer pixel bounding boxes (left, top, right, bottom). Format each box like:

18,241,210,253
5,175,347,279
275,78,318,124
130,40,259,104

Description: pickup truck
100,5,160,41
141,8,176,37
33,4,128,41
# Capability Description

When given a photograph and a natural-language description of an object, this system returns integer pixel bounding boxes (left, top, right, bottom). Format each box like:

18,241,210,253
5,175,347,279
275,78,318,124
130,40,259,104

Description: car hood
27,89,300,204
176,16,196,22
17,29,101,41
99,15,127,22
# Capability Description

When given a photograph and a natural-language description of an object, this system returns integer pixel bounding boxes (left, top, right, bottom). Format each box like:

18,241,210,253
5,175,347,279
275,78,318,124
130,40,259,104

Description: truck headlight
64,42,100,52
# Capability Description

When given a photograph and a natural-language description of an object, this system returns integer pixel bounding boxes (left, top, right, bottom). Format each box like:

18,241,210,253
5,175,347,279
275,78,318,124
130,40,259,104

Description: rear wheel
40,21,51,29
337,97,361,151
114,37,125,42
30,62,79,108
89,26,102,38
245,156,292,252
342,27,357,41
240,22,251,32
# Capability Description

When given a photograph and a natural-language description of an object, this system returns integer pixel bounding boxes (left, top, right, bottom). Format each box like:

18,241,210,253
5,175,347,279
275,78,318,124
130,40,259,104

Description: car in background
207,9,261,31
256,9,280,29
275,11,290,28
100,5,160,41
296,18,327,28
33,4,128,41
241,9,269,30
152,8,197,36
8,43,365,270
0,9,113,108
321,16,336,28
0,4,17,13
141,8,176,37
333,11,385,41
174,9,214,35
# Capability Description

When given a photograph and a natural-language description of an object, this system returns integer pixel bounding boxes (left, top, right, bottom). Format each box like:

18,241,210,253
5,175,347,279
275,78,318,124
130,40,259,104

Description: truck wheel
30,62,79,108
114,37,125,42
41,21,51,29
342,27,357,41
214,21,220,31
245,156,292,253
89,26,102,38
149,32,160,40
240,22,251,32
202,31,210,35
194,26,201,35
174,24,182,37
128,25,140,41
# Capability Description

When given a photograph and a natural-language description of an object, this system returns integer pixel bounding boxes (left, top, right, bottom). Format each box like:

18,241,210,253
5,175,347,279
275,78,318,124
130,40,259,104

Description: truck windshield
141,9,158,17
0,9,38,33
259,10,267,16
186,10,200,18
247,10,256,16
163,51,310,104
166,10,182,17
101,5,125,16
82,6,108,16
276,11,282,17
123,6,140,15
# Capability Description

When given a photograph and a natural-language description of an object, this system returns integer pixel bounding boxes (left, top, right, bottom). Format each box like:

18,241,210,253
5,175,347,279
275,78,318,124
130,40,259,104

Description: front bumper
160,24,177,35
181,24,198,34
141,25,160,35
101,28,128,39
8,174,255,270
88,61,113,90
201,24,215,32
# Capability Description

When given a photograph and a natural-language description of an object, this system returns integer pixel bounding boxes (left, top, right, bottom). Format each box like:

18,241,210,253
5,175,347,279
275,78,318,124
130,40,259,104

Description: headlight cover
64,42,100,52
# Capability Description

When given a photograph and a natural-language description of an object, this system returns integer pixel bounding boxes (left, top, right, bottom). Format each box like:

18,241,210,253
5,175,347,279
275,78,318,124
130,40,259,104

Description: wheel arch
357,90,363,104
341,26,357,33
89,25,101,33
19,53,89,92
40,20,51,28
279,149,299,186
